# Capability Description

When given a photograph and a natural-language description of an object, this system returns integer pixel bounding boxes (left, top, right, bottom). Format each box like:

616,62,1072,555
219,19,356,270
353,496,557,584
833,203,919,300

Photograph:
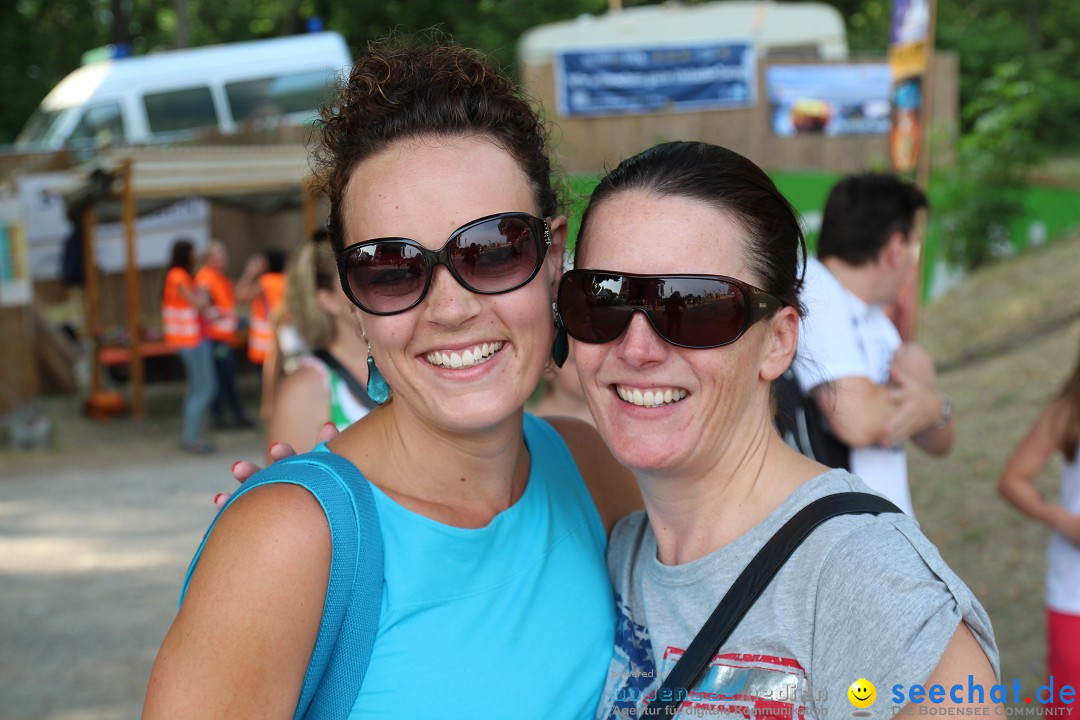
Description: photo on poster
765,64,892,137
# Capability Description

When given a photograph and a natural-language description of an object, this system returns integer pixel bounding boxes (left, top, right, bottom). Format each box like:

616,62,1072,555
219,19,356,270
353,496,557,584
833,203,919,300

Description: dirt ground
0,379,264,720
2,232,1079,718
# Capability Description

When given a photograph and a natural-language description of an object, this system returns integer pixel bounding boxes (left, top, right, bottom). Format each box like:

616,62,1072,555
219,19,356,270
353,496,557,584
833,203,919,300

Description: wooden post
916,0,938,194
82,204,103,396
908,0,938,341
119,158,145,419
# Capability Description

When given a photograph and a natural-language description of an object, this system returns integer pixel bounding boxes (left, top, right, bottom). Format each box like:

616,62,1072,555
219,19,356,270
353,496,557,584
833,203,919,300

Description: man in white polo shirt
793,173,955,516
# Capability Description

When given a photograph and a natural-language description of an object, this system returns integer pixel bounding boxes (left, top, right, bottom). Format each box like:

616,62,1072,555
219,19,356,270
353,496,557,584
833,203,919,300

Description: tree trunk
174,0,189,48
1026,0,1041,53
111,0,130,46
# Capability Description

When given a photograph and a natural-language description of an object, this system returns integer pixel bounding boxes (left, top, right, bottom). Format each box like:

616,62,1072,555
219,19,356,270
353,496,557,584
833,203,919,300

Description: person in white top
999,337,1080,709
264,228,372,462
792,173,954,515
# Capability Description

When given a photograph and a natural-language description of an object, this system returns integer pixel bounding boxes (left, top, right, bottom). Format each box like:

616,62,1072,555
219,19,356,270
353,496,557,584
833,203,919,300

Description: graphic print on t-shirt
603,596,810,719
607,594,660,717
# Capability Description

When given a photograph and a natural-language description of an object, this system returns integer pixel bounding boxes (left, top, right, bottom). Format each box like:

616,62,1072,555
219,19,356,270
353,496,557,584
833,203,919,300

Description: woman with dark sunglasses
560,142,999,719
145,40,638,719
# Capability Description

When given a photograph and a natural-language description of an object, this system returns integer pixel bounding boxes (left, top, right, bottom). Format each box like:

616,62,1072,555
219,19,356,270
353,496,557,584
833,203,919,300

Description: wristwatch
932,394,953,430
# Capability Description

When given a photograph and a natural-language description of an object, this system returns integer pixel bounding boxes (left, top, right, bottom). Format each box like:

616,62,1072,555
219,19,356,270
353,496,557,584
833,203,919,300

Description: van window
225,69,335,124
68,102,126,146
15,108,68,146
144,86,218,134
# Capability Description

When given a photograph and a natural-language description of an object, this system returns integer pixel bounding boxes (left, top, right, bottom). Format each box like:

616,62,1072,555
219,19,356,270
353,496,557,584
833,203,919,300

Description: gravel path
0,382,263,720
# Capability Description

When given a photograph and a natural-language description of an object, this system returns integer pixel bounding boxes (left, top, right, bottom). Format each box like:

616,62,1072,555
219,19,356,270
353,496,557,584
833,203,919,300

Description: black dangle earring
551,302,568,368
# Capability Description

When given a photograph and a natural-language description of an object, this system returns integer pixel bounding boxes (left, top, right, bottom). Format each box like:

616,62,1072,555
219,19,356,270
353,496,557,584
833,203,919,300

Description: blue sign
556,42,756,117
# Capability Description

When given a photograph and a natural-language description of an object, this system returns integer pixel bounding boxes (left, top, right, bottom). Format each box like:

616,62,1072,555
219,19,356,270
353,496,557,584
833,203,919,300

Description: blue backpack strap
179,449,383,719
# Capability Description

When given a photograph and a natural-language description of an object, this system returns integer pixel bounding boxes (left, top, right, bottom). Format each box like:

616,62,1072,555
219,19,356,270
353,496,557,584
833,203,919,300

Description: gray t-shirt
596,470,999,719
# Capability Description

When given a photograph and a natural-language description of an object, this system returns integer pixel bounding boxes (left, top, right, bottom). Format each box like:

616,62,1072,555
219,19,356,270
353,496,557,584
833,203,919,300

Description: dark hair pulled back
169,239,195,274
314,39,559,252
576,141,806,316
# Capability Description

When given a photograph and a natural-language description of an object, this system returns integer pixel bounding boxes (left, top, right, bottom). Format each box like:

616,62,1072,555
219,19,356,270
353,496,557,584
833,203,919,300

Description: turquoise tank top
346,413,614,718
185,413,616,717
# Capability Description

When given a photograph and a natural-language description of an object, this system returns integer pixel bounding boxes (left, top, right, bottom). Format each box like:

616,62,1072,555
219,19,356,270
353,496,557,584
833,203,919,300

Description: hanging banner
766,64,892,137
891,0,931,46
556,41,756,117
890,77,923,173
888,0,932,173
17,172,211,280
0,197,32,307
93,198,211,274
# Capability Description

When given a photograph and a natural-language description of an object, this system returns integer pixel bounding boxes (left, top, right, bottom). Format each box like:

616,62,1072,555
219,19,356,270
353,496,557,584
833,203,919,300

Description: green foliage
821,0,890,54
935,59,1042,270
0,1,103,144
936,1,1080,151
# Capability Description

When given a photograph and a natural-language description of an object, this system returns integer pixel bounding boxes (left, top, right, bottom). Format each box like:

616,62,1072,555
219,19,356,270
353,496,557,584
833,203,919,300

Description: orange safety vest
194,265,239,345
162,267,201,349
248,272,286,364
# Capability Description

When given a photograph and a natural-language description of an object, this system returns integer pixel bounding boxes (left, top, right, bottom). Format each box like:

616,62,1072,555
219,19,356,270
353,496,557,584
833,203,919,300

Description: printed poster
556,42,756,117
17,172,210,280
0,197,32,306
766,65,892,137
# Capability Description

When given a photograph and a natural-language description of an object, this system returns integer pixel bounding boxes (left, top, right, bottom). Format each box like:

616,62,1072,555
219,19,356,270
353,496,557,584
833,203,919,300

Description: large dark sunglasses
336,212,552,315
557,269,784,349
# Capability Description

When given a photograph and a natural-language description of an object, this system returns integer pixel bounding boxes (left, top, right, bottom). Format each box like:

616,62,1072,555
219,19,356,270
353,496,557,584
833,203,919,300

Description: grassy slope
910,230,1080,688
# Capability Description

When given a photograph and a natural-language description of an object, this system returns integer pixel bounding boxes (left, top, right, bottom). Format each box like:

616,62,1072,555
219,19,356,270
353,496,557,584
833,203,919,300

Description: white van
15,32,352,151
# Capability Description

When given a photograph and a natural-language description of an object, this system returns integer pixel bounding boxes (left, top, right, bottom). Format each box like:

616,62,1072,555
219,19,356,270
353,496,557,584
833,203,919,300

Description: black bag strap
773,368,851,471
313,349,378,411
642,491,901,718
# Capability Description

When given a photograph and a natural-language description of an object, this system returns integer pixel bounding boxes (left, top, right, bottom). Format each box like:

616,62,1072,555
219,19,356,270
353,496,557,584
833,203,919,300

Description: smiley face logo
848,678,876,708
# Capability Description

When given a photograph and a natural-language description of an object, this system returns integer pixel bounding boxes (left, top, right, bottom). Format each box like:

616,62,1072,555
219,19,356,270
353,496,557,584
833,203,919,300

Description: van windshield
15,108,68,147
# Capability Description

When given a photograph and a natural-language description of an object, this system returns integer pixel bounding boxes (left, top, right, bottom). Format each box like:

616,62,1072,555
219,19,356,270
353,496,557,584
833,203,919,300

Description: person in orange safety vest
163,239,218,453
195,241,255,429
246,249,287,366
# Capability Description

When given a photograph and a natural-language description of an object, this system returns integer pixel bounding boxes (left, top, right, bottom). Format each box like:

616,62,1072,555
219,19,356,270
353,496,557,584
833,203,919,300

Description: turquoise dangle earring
551,302,568,368
366,341,390,405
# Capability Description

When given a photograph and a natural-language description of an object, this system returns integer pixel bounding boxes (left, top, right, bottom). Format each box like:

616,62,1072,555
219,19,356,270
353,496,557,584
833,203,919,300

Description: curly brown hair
313,39,559,252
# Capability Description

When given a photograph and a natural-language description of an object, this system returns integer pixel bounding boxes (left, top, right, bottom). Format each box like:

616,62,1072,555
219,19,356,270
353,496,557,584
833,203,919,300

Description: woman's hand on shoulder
546,416,641,536
144,484,331,719
218,421,340,508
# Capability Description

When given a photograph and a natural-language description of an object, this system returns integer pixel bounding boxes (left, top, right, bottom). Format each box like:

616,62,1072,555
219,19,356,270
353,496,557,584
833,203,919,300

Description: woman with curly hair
144,39,637,719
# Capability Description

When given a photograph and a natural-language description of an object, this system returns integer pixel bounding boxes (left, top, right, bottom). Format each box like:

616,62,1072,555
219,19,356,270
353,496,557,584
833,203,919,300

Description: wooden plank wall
0,306,39,414
523,52,959,176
